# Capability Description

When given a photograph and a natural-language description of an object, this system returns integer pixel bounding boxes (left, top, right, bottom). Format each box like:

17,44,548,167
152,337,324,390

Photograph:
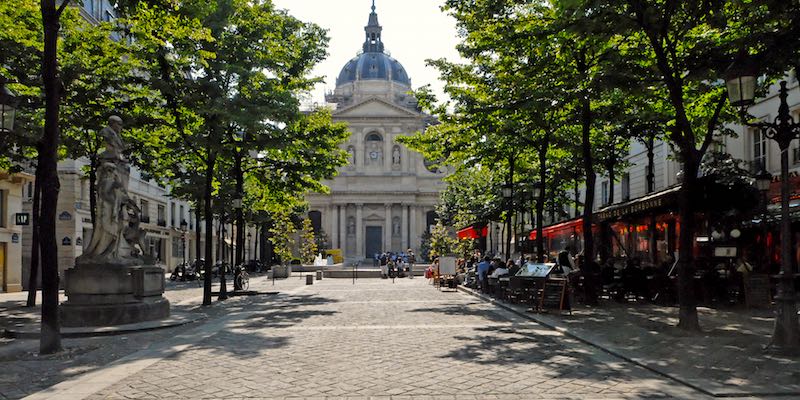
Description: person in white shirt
490,265,509,278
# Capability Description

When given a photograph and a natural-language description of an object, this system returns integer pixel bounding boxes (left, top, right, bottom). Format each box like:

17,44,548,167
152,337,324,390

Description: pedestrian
477,256,491,292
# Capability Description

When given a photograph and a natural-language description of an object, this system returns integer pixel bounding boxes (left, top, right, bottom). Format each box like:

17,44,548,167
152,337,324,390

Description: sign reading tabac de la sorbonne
595,190,678,222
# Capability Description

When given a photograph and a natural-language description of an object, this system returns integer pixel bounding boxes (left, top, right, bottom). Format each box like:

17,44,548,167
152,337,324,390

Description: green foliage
428,223,456,260
299,218,318,264
268,210,297,265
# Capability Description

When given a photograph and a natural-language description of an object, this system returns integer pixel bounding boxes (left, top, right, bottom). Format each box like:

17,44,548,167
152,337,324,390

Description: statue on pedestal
77,116,151,267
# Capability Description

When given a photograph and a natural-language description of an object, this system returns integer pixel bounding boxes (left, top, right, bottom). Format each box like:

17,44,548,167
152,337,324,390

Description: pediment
334,97,420,119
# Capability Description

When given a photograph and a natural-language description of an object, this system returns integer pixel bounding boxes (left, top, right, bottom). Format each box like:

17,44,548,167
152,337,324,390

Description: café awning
457,225,488,240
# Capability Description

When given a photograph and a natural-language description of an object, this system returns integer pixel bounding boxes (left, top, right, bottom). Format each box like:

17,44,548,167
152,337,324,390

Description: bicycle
234,265,250,291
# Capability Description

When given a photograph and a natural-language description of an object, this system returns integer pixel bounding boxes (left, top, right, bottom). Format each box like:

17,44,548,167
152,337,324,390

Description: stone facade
306,5,445,261
0,171,33,292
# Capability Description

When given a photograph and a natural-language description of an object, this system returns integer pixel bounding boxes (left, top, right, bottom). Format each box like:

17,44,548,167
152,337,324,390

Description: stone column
402,204,409,251
355,204,364,259
409,205,418,252
339,204,346,251
384,203,392,252
329,204,337,251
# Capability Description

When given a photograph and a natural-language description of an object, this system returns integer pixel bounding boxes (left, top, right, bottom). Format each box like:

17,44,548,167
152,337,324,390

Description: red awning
529,218,584,240
457,225,488,239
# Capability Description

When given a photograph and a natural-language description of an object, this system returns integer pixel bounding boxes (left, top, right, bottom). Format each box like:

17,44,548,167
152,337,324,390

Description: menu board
516,263,555,278
439,256,457,275
540,279,569,312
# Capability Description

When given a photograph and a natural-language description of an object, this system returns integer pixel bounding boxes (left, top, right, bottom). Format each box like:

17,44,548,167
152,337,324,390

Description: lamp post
0,77,18,133
502,182,513,260
755,167,773,273
247,231,252,264
179,220,188,268
725,56,800,350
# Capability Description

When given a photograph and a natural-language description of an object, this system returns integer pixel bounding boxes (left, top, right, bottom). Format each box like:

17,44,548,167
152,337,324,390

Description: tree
122,0,340,305
576,0,799,331
299,218,317,264
38,0,73,355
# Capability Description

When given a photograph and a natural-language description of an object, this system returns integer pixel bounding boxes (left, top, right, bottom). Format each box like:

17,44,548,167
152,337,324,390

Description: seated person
490,263,510,278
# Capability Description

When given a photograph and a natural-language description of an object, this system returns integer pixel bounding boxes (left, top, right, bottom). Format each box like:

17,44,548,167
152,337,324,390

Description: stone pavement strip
18,278,712,399
458,285,800,398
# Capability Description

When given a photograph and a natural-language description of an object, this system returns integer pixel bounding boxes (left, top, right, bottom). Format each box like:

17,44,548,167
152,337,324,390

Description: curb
457,285,800,398
2,312,207,339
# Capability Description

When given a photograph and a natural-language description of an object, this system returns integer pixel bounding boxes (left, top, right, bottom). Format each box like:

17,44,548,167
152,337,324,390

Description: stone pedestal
60,265,170,327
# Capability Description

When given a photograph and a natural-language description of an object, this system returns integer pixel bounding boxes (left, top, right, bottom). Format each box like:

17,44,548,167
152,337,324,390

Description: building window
753,128,767,170
140,199,150,223
601,181,609,206
179,205,185,226
27,182,33,199
189,210,194,230
157,204,166,226
0,190,5,228
172,236,182,255
170,202,176,227
621,173,631,201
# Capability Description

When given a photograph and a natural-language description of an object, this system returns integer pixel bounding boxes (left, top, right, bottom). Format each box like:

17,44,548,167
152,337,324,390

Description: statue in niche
392,146,401,166
347,146,355,166
392,216,401,236
347,216,356,235
76,116,151,267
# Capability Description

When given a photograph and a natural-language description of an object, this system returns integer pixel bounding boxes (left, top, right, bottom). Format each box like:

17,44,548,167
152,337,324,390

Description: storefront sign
595,190,679,222
58,211,72,221
15,213,30,225
11,233,19,244
62,237,71,246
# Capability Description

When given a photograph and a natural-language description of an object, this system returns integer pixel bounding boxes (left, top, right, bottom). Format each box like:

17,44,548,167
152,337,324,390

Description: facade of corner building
19,158,214,289
517,75,800,265
15,0,230,289
305,3,446,262
0,171,34,292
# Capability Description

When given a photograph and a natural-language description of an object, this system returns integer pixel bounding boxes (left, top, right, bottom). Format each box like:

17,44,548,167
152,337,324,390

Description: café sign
595,190,677,222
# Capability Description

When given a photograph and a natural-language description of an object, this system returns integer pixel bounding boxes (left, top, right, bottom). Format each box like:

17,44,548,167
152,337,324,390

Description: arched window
308,211,322,234
366,132,382,142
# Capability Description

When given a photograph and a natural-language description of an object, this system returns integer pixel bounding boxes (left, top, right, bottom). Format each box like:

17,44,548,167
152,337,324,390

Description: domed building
306,2,444,262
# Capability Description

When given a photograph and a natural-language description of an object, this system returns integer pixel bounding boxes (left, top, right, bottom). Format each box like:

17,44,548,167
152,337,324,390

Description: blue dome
336,52,411,87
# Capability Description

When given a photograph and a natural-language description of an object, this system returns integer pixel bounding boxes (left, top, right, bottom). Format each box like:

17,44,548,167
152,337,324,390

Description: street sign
15,213,29,225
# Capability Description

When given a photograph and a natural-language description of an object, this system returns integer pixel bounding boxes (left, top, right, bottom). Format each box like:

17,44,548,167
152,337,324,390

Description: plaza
2,273,796,399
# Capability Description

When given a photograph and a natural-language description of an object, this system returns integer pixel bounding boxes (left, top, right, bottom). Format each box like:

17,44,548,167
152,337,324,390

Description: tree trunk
203,151,217,306
39,0,64,355
646,135,655,193
219,214,228,301
234,151,244,290
25,164,42,307
88,155,97,225
505,155,514,260
574,177,580,219
577,49,596,261
581,94,596,261
537,156,547,263
607,160,615,205
195,202,202,263
676,153,700,331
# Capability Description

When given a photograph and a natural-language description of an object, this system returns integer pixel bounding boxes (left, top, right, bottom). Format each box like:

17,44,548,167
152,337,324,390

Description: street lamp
0,77,18,133
247,231,252,263
179,220,188,268
501,183,514,259
725,54,800,350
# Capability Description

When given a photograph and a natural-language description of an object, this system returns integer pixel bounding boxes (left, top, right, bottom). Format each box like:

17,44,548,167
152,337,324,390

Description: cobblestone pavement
0,274,307,400
459,286,800,397
31,278,710,400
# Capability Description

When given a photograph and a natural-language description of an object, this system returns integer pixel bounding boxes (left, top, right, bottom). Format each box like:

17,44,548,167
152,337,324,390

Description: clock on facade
369,151,379,160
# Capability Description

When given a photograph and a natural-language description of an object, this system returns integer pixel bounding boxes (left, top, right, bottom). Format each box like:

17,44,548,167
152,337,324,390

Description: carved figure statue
77,116,152,267
392,147,401,165
347,146,355,166
392,216,401,236
347,217,356,235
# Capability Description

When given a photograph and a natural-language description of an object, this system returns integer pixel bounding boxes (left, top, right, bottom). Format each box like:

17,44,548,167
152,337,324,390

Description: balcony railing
157,219,167,227
141,216,151,224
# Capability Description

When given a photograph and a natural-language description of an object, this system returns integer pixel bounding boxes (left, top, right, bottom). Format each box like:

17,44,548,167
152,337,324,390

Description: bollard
316,270,323,280
306,274,314,285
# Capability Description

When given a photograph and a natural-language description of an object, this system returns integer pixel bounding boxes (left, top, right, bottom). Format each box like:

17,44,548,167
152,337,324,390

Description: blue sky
271,0,464,105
